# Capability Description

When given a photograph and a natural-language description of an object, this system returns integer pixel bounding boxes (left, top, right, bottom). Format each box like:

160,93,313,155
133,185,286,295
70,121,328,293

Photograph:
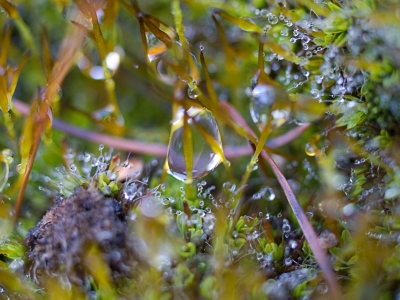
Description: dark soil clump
25,184,136,284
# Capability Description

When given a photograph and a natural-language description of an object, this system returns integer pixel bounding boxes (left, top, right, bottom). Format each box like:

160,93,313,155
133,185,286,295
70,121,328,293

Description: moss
0,0,400,298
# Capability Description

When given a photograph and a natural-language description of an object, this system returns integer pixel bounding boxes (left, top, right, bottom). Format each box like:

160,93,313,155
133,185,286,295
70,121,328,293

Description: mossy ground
1,0,400,299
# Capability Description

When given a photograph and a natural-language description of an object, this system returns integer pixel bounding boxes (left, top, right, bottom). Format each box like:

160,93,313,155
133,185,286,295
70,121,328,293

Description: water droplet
305,143,316,156
146,32,167,62
282,223,290,232
315,75,324,84
188,88,198,99
105,51,122,71
280,28,289,36
266,189,276,201
167,107,223,183
310,89,320,99
161,197,170,205
284,257,292,266
267,13,278,24
69,164,77,173
289,239,298,249
83,152,91,163
249,84,291,130
2,149,13,165
16,164,25,174
156,57,178,85
282,220,291,233
260,9,268,17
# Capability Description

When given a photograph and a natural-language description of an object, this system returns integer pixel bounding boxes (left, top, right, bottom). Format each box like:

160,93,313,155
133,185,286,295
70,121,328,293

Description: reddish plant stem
266,123,310,147
13,100,309,159
222,102,342,300
261,150,341,300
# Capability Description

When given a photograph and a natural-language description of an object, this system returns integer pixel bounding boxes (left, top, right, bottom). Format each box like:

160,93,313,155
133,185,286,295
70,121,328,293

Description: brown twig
13,8,87,225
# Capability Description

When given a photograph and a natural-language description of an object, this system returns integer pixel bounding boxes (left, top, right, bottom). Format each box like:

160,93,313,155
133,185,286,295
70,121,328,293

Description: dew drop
284,257,292,266
156,58,178,85
260,9,268,17
256,252,263,260
161,197,170,205
266,189,276,201
146,32,167,62
105,51,122,71
249,84,291,130
167,107,223,183
280,28,289,36
69,164,77,173
16,164,25,174
305,143,316,156
188,88,198,99
289,239,298,249
282,220,291,233
267,13,278,24
310,89,320,99
315,75,324,84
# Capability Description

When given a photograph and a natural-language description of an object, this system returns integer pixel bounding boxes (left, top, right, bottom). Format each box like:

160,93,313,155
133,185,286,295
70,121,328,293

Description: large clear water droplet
167,107,222,183
155,56,178,85
249,84,291,130
146,32,167,62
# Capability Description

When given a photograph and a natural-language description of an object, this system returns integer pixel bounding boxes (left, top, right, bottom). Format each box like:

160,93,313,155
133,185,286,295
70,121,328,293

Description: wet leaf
213,9,263,33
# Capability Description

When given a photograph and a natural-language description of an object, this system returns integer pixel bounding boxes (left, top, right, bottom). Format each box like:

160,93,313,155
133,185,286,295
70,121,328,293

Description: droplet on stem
167,107,223,183
305,143,316,156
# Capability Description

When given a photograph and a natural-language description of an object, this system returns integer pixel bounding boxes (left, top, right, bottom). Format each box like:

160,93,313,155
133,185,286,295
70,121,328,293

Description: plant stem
222,102,342,300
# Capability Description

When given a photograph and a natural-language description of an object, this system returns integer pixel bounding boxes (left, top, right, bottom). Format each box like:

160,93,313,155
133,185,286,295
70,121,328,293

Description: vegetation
0,0,400,299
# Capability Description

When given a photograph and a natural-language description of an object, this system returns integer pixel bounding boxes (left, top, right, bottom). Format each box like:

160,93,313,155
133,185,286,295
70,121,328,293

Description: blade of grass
199,51,219,106
212,9,263,32
183,111,193,184
41,27,54,81
75,0,124,130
